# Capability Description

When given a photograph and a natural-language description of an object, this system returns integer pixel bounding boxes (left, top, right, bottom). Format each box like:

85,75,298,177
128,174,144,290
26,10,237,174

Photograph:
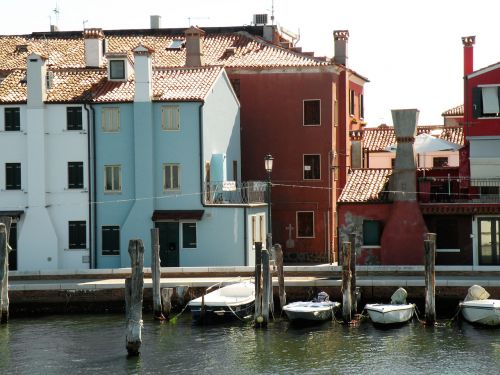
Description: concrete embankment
8,265,500,317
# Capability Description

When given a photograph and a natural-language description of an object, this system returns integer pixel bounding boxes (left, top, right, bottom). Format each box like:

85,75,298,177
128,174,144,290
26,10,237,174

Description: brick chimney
184,26,205,67
462,35,475,77
333,30,349,66
84,28,105,67
133,45,154,102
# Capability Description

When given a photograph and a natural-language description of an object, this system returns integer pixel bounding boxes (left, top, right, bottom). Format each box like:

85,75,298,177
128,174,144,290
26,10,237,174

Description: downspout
84,103,93,269
244,206,248,266
199,102,206,206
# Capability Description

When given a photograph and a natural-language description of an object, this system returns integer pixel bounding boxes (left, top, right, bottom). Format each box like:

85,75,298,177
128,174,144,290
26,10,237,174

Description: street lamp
264,154,274,251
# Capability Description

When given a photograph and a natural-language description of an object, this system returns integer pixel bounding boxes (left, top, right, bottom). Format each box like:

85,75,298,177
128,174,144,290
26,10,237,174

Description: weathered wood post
349,232,357,317
254,242,263,327
161,288,174,317
424,233,436,326
262,248,271,326
125,239,144,356
0,217,11,324
151,228,164,320
274,243,286,311
341,241,352,324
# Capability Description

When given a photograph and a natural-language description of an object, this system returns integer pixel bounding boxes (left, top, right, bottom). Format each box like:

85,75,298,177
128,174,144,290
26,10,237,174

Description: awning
0,210,24,219
152,210,204,221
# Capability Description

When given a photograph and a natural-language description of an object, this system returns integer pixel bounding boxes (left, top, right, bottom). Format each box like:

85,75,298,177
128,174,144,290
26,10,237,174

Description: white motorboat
460,285,500,327
283,292,340,323
188,281,255,323
365,288,415,325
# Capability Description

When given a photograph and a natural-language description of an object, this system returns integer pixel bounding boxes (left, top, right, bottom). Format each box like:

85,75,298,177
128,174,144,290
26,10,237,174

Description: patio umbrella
384,133,462,153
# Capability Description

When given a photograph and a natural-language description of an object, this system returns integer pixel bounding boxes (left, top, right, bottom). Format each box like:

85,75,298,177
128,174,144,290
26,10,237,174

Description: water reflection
0,314,498,374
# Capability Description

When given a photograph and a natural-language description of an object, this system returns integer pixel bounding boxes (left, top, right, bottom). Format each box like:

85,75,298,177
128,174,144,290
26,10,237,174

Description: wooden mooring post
262,247,271,326
254,242,263,327
0,217,11,324
424,233,436,326
151,228,165,320
161,288,174,317
349,232,357,317
341,241,352,324
125,239,144,356
274,244,286,311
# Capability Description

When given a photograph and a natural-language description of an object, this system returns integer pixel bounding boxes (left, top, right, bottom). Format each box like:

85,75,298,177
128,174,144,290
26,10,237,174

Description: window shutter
482,87,500,114
472,87,483,118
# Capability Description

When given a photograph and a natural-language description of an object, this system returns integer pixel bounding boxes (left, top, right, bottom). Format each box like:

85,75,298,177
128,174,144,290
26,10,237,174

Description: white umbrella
384,133,461,153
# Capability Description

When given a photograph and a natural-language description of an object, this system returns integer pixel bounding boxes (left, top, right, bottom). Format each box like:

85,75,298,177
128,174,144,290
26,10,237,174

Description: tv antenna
187,17,210,26
53,4,60,26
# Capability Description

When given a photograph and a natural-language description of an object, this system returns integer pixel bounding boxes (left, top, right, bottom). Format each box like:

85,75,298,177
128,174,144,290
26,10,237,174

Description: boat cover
464,285,490,302
390,287,408,304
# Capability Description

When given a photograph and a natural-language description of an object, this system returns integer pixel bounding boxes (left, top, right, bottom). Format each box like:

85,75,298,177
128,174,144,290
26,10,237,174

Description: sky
2,0,500,126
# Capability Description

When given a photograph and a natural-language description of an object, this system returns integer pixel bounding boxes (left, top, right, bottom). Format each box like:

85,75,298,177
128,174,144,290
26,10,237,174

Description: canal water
0,313,498,375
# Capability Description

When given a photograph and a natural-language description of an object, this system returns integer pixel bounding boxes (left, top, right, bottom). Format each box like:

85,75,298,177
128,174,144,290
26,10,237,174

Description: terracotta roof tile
338,169,392,203
362,125,464,152
441,104,463,117
0,70,26,102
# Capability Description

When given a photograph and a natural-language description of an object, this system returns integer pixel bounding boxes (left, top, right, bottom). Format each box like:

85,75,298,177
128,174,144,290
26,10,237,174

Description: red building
337,36,500,267
234,30,368,263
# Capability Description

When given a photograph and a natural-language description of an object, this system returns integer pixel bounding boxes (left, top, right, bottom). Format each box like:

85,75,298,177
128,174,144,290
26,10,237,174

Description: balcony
419,176,500,204
203,181,266,205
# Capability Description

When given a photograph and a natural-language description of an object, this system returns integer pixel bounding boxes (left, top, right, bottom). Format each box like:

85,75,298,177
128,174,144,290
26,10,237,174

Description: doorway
155,222,180,267
478,218,500,265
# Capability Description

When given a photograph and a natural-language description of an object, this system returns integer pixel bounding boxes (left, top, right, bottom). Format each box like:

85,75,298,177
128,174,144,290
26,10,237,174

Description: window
102,226,120,255
359,94,364,119
163,164,180,190
433,157,448,167
67,107,82,130
69,221,86,249
303,154,320,180
4,108,20,131
363,220,381,246
232,160,238,181
161,106,180,130
297,211,314,238
102,108,120,132
5,163,21,190
473,86,500,118
68,162,84,189
182,223,197,248
349,90,355,116
303,99,321,126
104,165,121,193
109,60,125,80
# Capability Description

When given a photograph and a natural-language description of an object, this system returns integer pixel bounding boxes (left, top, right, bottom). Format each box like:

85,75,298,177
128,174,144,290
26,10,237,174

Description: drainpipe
198,102,206,206
84,103,93,269
244,206,248,265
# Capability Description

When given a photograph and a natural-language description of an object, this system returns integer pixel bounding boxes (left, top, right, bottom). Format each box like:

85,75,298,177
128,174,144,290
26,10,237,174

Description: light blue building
92,45,267,268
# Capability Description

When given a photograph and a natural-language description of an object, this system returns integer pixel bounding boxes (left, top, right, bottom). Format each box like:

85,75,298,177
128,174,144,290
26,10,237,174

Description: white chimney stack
150,15,162,29
27,53,47,107
133,45,154,102
84,28,104,67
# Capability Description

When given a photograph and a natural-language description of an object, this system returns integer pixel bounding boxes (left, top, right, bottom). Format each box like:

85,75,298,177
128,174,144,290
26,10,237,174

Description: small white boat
460,285,500,327
283,292,340,323
365,288,415,325
188,281,255,323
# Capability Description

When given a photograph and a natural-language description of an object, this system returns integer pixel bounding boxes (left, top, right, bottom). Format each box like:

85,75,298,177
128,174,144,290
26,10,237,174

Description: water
0,313,498,375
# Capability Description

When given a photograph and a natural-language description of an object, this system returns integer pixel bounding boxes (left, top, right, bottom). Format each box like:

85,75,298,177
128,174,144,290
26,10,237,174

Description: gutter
84,103,97,269
83,103,93,269
199,102,206,207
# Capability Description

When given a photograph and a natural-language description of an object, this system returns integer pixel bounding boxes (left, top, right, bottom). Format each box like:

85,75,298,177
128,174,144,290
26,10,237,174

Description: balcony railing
419,177,500,203
203,181,266,205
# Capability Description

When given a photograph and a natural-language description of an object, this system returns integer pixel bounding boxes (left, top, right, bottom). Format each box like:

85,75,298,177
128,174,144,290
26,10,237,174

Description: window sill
303,124,321,127
102,253,120,256
104,191,122,194
436,248,460,253
361,245,381,249
65,248,89,251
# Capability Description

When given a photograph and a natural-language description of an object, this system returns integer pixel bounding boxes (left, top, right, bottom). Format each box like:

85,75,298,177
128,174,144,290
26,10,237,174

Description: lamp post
264,154,274,252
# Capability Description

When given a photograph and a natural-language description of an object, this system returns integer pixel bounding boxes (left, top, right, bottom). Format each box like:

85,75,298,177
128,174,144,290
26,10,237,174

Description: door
478,218,500,265
156,222,180,267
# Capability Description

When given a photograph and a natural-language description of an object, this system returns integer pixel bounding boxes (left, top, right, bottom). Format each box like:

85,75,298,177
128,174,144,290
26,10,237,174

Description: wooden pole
424,235,436,326
262,248,270,326
161,288,174,317
0,224,8,324
151,228,164,320
341,241,352,324
0,217,11,324
274,243,286,311
126,239,144,356
254,242,263,327
349,232,357,317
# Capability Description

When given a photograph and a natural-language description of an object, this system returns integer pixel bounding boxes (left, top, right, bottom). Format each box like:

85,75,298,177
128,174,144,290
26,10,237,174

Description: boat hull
365,304,415,325
460,299,500,326
283,301,340,322
190,301,254,324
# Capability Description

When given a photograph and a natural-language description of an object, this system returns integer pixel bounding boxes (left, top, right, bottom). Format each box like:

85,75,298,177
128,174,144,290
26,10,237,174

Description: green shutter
472,87,483,118
363,220,381,246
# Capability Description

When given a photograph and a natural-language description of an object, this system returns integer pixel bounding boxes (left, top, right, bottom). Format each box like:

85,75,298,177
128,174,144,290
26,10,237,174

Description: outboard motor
314,291,330,302
390,287,408,305
464,285,490,302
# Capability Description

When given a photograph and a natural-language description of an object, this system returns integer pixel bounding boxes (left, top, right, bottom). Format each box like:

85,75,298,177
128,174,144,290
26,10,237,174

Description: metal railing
203,181,266,205
420,177,500,203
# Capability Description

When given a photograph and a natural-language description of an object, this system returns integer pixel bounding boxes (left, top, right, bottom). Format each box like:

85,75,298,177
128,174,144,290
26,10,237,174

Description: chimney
462,35,475,77
150,15,162,29
333,30,349,66
389,109,419,201
184,26,205,67
133,45,154,102
27,53,48,107
50,25,59,32
84,28,105,67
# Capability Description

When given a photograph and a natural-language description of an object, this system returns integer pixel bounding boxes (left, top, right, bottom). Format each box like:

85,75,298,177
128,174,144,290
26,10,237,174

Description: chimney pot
150,15,162,29
184,26,205,67
333,30,349,66
462,35,475,77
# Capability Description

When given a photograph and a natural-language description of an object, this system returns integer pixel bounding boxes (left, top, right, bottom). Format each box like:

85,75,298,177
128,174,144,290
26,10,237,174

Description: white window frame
163,163,180,191
296,211,315,238
161,105,180,131
109,59,126,80
102,108,120,132
104,165,122,193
